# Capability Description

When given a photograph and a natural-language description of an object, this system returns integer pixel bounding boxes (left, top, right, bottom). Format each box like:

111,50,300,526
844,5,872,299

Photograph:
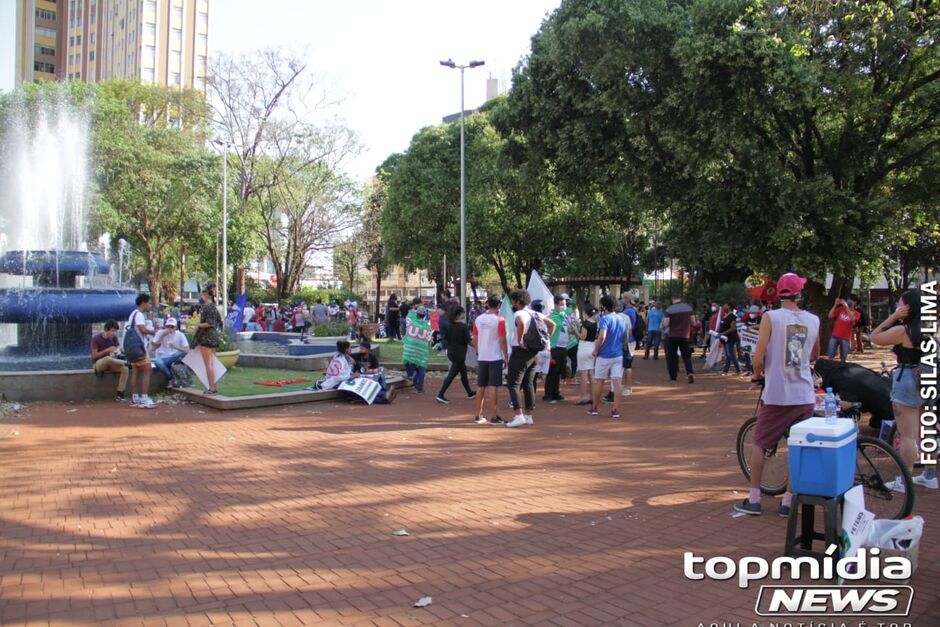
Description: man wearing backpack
126,294,157,409
589,295,627,419
505,289,556,429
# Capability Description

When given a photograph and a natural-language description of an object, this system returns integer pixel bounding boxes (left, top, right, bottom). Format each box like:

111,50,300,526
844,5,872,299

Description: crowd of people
89,275,934,505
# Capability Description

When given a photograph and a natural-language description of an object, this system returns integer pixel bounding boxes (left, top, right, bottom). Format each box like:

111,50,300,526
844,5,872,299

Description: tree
361,175,389,321
333,238,363,296
208,47,343,293
509,0,940,319
94,82,218,308
381,101,579,295
254,121,361,301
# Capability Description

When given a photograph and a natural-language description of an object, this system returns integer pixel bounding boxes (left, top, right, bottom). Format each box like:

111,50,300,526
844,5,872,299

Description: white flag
499,295,516,348
527,270,555,308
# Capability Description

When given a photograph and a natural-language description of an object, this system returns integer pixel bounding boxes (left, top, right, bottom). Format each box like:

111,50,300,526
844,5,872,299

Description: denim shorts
891,366,923,408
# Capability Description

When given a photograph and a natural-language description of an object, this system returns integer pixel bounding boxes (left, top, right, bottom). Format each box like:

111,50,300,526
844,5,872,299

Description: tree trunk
179,245,185,308
805,274,850,352
374,269,382,326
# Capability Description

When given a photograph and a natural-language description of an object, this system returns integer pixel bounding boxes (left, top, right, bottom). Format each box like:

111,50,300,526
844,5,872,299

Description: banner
338,377,382,404
739,327,760,353
403,314,433,368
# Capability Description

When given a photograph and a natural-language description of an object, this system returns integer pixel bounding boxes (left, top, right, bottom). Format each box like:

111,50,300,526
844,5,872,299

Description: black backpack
631,309,646,341
523,311,551,352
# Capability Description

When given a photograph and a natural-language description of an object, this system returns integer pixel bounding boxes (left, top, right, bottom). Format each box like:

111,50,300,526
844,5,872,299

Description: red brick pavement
1,356,937,626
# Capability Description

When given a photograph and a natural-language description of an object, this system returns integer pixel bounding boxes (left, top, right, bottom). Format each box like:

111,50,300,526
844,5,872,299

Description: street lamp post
212,138,229,313
440,58,484,312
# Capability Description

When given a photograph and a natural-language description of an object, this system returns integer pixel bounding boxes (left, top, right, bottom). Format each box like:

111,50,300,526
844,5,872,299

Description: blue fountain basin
0,288,137,323
0,250,111,276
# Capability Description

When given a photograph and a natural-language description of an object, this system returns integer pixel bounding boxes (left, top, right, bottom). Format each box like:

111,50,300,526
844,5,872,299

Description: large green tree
510,0,940,313
94,81,219,307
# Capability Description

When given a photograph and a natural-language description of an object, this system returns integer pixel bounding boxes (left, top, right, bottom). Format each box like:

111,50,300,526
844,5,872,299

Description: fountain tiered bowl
0,250,137,371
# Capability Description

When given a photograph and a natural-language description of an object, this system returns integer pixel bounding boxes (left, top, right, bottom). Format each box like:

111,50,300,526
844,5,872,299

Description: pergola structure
544,275,646,306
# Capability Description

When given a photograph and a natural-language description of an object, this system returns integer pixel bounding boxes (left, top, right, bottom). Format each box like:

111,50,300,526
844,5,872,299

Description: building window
198,12,208,31
194,76,205,90
144,0,156,23
143,45,155,67
172,6,183,24
197,34,207,53
197,55,207,73
89,51,95,61
35,26,56,39
34,61,56,73
75,35,82,46
90,32,96,44
171,72,181,86
142,67,155,82
34,45,56,57
172,51,182,70
36,8,56,21
145,24,155,40
172,28,182,49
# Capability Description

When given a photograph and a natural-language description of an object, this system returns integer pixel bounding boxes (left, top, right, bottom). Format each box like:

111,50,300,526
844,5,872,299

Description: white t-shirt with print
473,312,506,362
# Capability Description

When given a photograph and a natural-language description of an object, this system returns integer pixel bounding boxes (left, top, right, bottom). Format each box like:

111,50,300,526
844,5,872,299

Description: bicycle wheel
737,416,789,496
855,435,914,520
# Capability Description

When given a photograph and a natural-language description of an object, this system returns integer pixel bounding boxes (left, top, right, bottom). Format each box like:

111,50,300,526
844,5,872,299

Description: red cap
776,273,807,297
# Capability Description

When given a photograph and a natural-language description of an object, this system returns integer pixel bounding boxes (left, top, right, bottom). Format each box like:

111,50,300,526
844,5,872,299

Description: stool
784,493,843,560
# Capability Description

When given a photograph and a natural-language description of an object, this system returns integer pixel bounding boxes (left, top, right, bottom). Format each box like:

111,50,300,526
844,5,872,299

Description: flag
527,270,555,309
402,314,433,368
499,294,516,348
226,292,247,336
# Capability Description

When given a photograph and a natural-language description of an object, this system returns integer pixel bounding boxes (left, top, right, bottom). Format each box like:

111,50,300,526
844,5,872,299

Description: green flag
403,312,432,368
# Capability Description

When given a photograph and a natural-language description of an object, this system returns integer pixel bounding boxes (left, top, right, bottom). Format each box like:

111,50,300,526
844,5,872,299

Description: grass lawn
207,366,319,397
371,338,448,365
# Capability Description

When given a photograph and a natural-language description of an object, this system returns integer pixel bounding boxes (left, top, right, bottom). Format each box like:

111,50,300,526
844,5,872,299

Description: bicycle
736,380,914,520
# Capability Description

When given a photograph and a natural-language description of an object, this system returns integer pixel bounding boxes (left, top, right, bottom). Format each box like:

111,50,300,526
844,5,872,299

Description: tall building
9,0,209,90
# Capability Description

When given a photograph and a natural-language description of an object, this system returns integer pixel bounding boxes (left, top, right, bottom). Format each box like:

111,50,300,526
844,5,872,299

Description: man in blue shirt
644,301,665,360
589,295,628,419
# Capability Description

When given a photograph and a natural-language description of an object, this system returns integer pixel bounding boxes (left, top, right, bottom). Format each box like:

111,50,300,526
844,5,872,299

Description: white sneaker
505,415,527,428
621,388,633,396
886,476,906,493
912,474,939,489
524,415,534,425
137,397,157,409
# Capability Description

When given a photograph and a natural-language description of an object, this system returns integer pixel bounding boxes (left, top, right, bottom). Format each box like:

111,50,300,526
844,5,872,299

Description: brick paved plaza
1,358,938,626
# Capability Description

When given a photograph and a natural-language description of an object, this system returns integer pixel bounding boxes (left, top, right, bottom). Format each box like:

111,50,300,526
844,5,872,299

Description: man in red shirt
827,297,860,362
91,319,129,402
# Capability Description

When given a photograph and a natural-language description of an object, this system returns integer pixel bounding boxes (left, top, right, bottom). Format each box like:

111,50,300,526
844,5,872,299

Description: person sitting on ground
151,317,190,388
319,340,359,390
353,340,397,403
92,319,130,402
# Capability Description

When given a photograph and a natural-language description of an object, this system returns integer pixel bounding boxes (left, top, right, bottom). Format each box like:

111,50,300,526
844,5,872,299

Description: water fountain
0,89,136,384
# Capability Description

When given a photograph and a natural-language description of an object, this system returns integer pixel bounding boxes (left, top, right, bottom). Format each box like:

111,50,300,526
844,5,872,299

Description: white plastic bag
865,516,924,551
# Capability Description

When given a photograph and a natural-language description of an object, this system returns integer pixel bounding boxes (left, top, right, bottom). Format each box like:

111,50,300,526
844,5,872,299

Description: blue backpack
122,313,147,362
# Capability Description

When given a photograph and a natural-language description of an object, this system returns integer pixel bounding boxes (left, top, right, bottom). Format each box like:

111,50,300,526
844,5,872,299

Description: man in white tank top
735,273,820,517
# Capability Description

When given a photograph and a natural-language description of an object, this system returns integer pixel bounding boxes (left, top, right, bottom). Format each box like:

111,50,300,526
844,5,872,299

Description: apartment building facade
10,0,209,89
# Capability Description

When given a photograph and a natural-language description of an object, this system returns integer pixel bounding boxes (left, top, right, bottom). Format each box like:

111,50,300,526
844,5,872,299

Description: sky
0,0,15,93
209,0,562,181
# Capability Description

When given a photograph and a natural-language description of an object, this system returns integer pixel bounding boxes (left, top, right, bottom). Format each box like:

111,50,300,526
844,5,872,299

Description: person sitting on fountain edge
91,319,130,402
354,340,396,403
151,317,189,388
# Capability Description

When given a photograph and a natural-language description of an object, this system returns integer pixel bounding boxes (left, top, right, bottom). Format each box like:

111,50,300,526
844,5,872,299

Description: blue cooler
788,417,857,497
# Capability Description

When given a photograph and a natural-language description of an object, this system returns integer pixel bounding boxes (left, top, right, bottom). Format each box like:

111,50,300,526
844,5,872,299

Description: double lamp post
440,58,484,312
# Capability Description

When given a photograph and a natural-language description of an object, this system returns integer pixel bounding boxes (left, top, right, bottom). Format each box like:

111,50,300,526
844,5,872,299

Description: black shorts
477,360,504,387
622,353,634,370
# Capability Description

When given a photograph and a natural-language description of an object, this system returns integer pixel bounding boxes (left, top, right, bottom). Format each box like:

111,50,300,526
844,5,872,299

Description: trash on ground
414,596,432,608
392,529,409,536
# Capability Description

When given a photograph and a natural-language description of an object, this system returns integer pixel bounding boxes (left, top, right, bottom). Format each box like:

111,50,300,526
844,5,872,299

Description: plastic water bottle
824,387,838,424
